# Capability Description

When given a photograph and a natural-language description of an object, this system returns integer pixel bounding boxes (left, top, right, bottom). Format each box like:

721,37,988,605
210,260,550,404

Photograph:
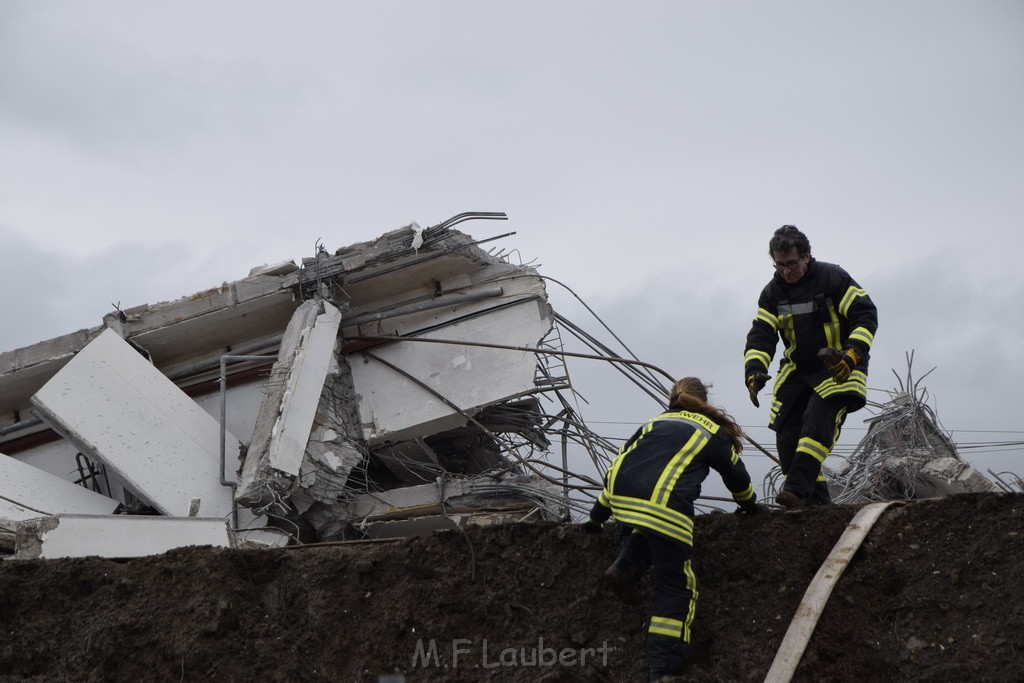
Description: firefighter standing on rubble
744,225,878,508
583,377,759,683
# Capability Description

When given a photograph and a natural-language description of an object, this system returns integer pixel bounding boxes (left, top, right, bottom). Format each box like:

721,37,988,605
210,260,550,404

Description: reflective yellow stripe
733,483,755,503
745,348,771,369
823,307,841,350
667,411,719,435
683,560,698,643
774,362,796,391
607,420,656,491
648,561,699,643
755,307,779,330
652,432,706,507
617,422,655,460
611,510,693,545
768,363,795,426
839,285,867,316
649,616,684,638
815,372,868,400
832,407,848,444
607,494,695,532
848,326,874,347
797,436,830,463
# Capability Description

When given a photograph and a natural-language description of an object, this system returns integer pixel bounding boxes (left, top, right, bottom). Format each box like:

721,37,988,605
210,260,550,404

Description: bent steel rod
361,350,601,490
347,334,677,385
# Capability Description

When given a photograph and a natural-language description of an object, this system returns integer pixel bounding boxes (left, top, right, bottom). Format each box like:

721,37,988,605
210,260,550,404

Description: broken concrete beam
30,328,240,519
248,260,299,278
0,453,120,520
0,327,103,419
914,457,997,497
357,510,545,538
237,300,359,511
343,475,561,526
269,303,344,475
3,514,233,560
340,260,545,340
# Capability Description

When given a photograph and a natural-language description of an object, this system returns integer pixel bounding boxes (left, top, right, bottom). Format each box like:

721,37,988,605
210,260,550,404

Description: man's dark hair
768,225,811,258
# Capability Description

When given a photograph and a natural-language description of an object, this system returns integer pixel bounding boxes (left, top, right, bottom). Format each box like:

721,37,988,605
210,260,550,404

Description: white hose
764,501,901,683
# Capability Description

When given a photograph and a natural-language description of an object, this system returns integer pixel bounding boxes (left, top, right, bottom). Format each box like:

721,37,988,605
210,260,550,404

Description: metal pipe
427,211,508,233
166,336,282,381
0,417,43,438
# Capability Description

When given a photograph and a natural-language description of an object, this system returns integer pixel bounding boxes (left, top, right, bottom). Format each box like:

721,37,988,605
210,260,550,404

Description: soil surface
1,492,1022,682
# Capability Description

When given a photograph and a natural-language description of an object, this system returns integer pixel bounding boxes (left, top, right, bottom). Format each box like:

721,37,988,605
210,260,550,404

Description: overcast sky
2,1,1022,490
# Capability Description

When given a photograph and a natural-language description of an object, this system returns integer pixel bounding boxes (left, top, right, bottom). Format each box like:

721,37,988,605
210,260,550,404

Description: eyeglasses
773,257,805,272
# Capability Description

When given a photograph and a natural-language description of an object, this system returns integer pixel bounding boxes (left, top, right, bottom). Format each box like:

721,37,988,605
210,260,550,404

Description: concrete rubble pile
826,362,996,503
1,213,595,559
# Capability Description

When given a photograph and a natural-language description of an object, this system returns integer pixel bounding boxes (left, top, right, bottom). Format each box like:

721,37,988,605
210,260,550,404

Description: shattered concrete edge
2,515,59,560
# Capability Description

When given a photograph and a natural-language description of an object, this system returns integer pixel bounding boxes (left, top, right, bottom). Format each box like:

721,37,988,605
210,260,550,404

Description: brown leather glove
746,372,771,407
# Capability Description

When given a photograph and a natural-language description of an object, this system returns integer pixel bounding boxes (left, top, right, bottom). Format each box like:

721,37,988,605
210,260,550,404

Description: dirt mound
1,492,1021,682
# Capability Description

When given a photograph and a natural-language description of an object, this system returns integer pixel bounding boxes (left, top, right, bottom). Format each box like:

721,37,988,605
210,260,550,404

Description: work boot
775,490,806,509
603,559,642,605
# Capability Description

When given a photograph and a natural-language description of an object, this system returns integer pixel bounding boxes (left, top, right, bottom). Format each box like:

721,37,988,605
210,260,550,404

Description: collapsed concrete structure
1,213,617,559
762,355,999,503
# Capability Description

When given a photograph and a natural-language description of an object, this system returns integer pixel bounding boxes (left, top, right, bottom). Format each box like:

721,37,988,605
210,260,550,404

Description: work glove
735,502,763,515
746,372,771,408
580,518,603,534
819,347,862,383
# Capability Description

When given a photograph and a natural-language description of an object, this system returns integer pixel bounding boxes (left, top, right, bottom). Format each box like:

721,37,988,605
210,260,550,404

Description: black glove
746,372,771,408
736,503,763,515
819,347,861,383
580,518,603,534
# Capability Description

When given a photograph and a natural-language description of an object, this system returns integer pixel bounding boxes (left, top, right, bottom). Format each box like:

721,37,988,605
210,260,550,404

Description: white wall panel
0,453,119,521
32,515,232,559
350,299,551,444
31,329,239,518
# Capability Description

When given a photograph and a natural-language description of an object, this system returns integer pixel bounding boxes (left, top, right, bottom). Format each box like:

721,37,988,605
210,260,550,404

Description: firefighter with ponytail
583,377,759,682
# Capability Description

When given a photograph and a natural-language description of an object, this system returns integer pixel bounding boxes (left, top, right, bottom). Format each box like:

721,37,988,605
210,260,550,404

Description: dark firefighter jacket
744,258,878,421
588,410,756,546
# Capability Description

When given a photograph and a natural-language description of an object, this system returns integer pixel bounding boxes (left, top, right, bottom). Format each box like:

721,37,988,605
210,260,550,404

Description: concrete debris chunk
825,359,996,503
3,514,233,560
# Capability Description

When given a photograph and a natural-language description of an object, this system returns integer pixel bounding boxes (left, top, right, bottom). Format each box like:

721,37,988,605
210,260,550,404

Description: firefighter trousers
774,379,849,503
616,529,695,679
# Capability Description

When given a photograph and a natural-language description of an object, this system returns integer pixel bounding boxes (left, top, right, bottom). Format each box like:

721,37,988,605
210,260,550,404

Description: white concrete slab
268,302,343,475
30,328,241,518
14,514,233,559
0,498,43,523
0,453,120,521
350,298,552,444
